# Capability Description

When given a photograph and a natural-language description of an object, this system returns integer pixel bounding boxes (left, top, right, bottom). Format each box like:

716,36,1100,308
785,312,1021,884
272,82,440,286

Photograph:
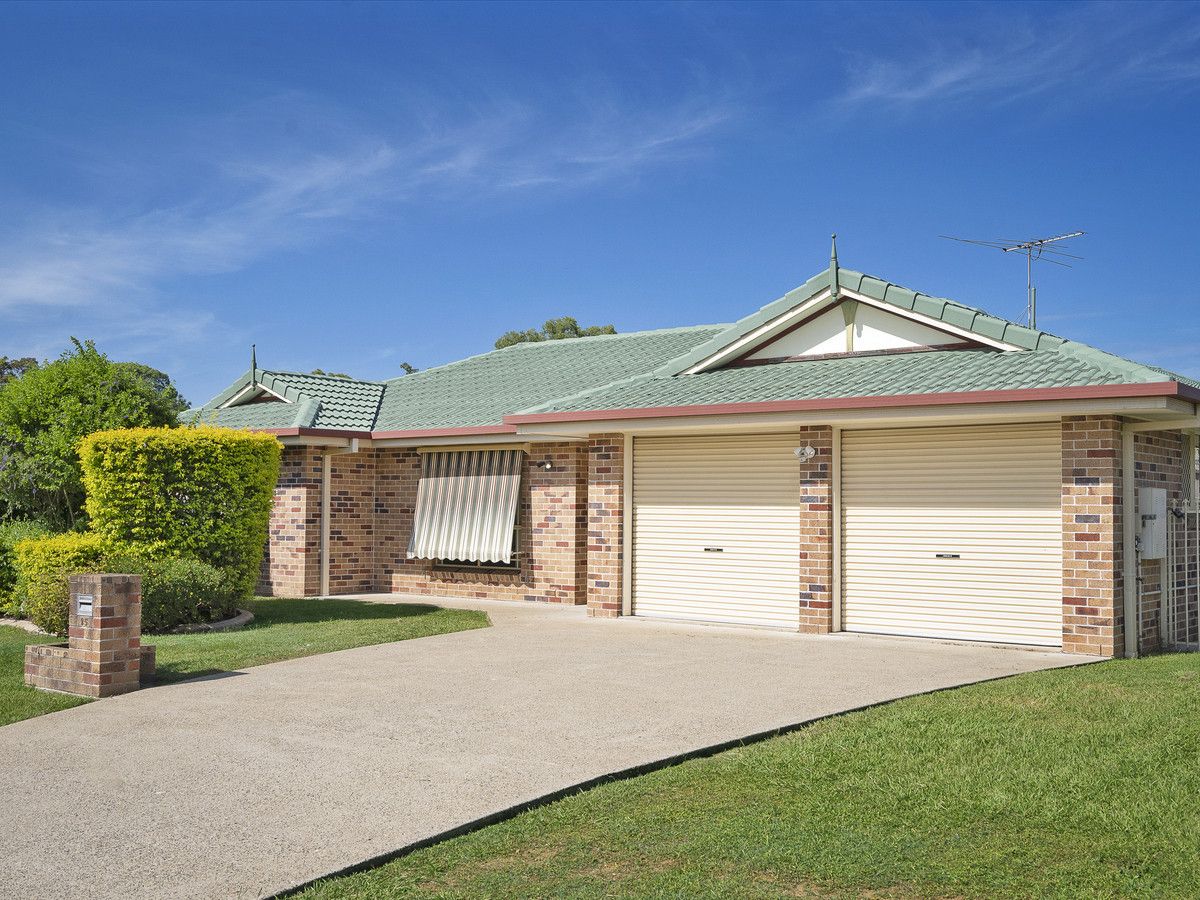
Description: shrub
13,532,109,634
0,520,52,616
79,426,281,600
105,551,240,633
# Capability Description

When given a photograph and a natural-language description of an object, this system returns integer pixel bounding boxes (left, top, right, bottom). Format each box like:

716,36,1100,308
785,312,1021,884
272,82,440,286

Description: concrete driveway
0,596,1096,900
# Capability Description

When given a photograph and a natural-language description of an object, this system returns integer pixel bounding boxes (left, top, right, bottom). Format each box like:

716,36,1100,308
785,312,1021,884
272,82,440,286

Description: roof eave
503,381,1195,426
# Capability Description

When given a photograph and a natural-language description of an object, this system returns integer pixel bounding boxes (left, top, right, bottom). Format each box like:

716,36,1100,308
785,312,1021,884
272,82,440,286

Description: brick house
193,258,1200,658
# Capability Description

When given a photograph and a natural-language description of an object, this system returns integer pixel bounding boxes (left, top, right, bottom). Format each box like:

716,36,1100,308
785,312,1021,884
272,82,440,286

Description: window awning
407,449,523,564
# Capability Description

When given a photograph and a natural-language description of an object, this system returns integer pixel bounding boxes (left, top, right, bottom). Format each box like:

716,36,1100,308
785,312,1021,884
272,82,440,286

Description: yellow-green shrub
0,520,52,616
79,426,281,600
13,532,109,634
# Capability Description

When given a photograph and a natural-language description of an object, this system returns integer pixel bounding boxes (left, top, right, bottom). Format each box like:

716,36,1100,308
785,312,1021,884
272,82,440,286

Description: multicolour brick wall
797,426,834,633
1061,416,1122,656
375,443,588,604
327,451,377,594
258,446,321,597
585,434,623,618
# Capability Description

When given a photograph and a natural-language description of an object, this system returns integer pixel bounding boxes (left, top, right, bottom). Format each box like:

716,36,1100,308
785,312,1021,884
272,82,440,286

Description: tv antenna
939,231,1085,329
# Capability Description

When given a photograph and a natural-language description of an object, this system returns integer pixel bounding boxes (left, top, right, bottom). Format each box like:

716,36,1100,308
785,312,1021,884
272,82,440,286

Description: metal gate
1165,502,1200,650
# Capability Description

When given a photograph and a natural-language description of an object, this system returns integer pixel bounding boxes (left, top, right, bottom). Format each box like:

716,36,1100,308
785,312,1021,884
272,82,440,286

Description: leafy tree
310,369,352,379
0,357,37,383
494,316,616,349
0,339,187,530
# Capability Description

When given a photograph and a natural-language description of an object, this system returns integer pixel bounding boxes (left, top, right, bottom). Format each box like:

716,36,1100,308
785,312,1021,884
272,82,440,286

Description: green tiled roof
516,348,1171,415
189,369,384,431
371,325,726,431
195,264,1196,434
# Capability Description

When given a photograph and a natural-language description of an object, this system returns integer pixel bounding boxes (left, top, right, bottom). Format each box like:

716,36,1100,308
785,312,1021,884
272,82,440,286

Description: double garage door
632,423,1063,646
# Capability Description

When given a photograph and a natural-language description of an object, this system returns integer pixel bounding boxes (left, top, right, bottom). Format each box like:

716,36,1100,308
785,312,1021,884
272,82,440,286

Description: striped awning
407,449,523,564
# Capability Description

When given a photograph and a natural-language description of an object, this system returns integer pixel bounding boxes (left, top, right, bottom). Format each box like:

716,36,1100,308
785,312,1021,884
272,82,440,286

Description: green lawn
0,598,488,725
300,654,1200,900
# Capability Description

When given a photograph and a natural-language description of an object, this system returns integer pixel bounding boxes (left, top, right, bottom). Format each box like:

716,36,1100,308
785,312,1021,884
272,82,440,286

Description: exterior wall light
794,446,817,461
539,460,554,471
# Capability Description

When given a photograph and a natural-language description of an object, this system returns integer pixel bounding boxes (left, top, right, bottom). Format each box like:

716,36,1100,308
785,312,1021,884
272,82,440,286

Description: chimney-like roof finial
830,233,840,300
251,344,257,382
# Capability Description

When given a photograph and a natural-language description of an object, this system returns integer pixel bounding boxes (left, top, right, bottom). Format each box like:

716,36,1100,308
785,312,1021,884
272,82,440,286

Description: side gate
1165,502,1200,651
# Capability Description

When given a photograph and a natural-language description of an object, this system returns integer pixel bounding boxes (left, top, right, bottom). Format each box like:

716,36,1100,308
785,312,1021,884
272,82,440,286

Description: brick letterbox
24,574,155,698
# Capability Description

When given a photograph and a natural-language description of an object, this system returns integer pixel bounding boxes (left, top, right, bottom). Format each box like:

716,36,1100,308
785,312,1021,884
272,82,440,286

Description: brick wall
375,443,588,603
328,452,376,594
1061,416,1122,656
258,447,321,597
586,433,624,618
25,574,153,698
798,427,834,633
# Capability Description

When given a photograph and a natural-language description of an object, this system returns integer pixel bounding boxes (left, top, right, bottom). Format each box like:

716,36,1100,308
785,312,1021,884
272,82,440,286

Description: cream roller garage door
842,423,1062,646
633,434,801,628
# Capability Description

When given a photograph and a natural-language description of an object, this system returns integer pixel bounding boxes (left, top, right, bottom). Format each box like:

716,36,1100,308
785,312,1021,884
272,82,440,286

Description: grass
0,626,89,725
299,653,1200,900
0,597,488,725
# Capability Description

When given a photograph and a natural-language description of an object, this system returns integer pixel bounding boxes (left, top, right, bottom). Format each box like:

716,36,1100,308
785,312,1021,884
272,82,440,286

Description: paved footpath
0,596,1096,900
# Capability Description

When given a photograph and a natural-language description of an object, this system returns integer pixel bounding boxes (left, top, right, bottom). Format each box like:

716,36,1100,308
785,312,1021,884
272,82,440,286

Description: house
191,253,1200,658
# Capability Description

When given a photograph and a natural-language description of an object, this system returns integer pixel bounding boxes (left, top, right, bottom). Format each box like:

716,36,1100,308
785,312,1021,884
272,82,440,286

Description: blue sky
2,0,1198,406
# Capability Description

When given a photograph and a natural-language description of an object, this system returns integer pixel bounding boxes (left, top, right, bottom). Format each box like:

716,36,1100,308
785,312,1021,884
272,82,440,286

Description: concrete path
0,597,1098,900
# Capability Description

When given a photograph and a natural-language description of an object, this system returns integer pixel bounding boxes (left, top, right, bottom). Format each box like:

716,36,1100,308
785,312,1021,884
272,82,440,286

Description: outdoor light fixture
539,459,554,471
794,445,817,461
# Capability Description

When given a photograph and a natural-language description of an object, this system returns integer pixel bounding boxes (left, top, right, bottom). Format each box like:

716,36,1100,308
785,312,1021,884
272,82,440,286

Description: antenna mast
940,231,1085,329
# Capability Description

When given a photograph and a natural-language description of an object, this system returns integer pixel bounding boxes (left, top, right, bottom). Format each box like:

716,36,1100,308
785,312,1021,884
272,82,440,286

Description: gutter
502,381,1193,427
320,438,360,597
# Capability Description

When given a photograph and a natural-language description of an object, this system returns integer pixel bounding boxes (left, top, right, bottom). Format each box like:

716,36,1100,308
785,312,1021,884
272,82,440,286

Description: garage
632,433,802,628
841,422,1063,646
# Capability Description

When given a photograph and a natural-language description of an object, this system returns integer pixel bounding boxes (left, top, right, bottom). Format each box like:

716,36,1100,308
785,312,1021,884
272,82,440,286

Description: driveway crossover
0,596,1096,899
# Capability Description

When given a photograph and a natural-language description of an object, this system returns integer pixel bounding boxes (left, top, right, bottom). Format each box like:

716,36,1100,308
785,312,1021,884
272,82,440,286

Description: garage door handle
935,553,961,559
703,547,724,552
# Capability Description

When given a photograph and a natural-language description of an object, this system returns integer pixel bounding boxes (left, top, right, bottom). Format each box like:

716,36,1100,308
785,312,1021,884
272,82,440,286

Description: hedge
79,426,281,600
0,520,51,616
13,532,109,634
105,551,241,633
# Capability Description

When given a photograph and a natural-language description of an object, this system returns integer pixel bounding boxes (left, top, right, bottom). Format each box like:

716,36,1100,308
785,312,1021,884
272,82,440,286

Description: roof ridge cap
265,370,386,386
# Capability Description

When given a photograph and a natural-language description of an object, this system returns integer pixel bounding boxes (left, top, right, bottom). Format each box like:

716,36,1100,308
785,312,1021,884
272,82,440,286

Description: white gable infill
682,287,1022,374
220,381,293,408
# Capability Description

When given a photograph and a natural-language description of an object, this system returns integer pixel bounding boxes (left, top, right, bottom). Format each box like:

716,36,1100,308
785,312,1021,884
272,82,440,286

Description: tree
310,369,352,379
0,339,187,530
399,362,418,375
494,316,616,349
0,357,37,383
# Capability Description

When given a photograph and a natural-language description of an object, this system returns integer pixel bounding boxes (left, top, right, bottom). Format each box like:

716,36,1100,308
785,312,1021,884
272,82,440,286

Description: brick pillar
798,426,834,633
586,433,624,617
24,574,154,698
527,443,589,604
1061,416,1122,656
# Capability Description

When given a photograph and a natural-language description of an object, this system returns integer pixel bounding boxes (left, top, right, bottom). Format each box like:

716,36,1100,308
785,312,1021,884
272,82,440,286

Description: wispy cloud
0,91,732,318
837,3,1200,109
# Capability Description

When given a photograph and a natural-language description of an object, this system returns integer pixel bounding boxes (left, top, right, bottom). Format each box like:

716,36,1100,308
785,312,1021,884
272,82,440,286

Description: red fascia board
504,381,1188,425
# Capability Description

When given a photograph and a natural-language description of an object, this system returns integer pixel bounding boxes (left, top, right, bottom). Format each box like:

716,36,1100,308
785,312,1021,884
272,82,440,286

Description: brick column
586,433,624,617
25,574,154,697
1061,416,1122,656
798,426,834,633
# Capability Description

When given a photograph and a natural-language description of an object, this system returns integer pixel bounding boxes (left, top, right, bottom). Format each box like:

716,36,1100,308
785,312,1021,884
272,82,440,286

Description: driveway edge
270,656,1104,899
